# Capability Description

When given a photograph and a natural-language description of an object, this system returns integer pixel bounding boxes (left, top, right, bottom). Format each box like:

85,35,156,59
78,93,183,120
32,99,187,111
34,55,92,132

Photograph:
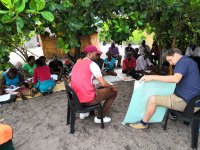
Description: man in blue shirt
130,49,200,129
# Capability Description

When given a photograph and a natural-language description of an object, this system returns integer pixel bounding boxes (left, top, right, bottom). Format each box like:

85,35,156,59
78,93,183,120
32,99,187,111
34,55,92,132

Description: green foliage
137,0,200,50
1,0,200,71
126,30,146,45
0,0,54,71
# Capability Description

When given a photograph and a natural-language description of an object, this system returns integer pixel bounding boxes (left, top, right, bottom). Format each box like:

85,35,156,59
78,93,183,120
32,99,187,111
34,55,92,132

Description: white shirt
136,55,152,71
90,61,102,78
139,45,150,55
185,46,200,57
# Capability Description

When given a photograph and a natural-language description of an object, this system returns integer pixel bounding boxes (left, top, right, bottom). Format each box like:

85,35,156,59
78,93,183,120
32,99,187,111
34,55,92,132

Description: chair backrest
182,94,200,119
64,81,84,110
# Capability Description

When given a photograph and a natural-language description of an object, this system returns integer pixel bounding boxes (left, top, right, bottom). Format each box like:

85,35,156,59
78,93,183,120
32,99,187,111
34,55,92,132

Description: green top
23,63,36,76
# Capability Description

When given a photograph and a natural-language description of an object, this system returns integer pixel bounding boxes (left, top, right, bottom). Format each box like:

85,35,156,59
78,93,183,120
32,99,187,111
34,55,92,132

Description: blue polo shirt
174,56,200,103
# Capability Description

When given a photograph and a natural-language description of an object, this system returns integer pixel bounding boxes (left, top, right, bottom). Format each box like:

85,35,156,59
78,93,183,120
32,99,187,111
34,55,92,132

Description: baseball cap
84,45,102,54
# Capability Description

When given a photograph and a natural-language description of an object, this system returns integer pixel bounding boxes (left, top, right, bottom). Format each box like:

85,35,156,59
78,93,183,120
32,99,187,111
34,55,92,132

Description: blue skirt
35,79,55,93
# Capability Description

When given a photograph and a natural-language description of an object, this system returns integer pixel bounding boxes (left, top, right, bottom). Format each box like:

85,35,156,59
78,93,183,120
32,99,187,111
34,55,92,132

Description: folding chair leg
99,107,104,129
70,109,76,134
191,117,199,149
163,109,170,130
66,104,70,125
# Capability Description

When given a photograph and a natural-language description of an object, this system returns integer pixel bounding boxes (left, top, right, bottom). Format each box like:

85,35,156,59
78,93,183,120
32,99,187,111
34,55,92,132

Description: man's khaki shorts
155,94,199,112
155,94,187,112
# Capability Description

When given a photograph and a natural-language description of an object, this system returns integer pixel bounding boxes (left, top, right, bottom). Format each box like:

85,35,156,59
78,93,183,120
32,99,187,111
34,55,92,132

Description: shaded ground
1,81,195,150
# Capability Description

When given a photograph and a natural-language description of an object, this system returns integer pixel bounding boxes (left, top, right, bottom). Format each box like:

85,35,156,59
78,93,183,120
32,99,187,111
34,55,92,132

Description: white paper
0,94,11,102
51,74,58,80
144,70,151,73
5,86,20,93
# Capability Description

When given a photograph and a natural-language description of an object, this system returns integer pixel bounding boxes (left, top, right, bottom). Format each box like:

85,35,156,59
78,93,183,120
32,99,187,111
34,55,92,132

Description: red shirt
33,66,51,84
71,59,95,103
122,57,136,71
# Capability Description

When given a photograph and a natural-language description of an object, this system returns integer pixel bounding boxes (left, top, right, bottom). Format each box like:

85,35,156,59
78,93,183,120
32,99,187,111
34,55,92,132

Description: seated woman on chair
33,59,55,94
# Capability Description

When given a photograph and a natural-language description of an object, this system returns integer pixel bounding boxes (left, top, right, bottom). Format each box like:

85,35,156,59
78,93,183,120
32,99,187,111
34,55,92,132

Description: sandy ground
0,81,196,150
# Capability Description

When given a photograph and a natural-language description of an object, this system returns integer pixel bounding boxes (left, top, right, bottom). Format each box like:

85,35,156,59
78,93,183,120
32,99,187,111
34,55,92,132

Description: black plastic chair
65,83,104,134
163,94,200,149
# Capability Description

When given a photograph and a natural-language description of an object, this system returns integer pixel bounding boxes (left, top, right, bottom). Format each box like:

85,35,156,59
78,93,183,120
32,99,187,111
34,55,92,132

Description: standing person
130,49,200,129
33,59,55,94
103,52,117,76
71,45,118,123
22,56,36,78
49,54,64,81
108,43,122,67
139,40,150,55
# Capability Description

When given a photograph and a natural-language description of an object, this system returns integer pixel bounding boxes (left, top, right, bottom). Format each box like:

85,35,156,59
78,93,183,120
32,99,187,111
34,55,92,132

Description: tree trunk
169,38,176,75
171,38,176,49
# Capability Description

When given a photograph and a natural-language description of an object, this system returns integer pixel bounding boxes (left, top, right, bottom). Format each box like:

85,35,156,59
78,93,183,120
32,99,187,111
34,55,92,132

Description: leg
143,96,157,122
117,55,122,67
86,88,117,116
130,94,186,129
143,94,187,122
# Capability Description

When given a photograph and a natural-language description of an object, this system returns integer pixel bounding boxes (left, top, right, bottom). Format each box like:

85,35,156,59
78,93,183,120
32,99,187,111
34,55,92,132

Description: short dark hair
27,56,35,62
35,58,44,66
39,56,46,61
165,48,182,56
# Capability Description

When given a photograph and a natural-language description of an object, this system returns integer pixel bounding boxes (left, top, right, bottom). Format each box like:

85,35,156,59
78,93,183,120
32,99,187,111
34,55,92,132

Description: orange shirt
0,124,12,145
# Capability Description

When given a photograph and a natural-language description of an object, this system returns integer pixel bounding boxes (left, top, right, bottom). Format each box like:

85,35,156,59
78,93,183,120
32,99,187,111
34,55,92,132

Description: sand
0,81,194,150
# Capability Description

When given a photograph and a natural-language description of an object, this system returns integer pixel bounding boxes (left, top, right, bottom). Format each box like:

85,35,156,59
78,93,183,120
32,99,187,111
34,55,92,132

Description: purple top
108,47,119,55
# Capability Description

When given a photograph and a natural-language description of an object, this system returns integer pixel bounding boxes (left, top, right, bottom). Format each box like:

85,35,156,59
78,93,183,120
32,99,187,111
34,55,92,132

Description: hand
111,85,118,92
140,75,153,82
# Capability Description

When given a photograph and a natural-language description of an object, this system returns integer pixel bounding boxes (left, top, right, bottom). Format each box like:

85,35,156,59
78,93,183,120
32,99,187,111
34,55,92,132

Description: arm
133,58,136,68
23,64,32,78
23,70,32,78
58,67,63,80
122,59,127,71
140,73,182,83
137,58,146,71
91,62,117,91
33,69,38,84
115,47,119,55
18,73,25,86
96,76,116,91
147,58,152,67
1,75,6,86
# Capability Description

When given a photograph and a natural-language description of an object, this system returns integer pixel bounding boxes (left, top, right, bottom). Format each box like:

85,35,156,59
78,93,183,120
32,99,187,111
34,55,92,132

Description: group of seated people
0,54,74,100
96,42,159,79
